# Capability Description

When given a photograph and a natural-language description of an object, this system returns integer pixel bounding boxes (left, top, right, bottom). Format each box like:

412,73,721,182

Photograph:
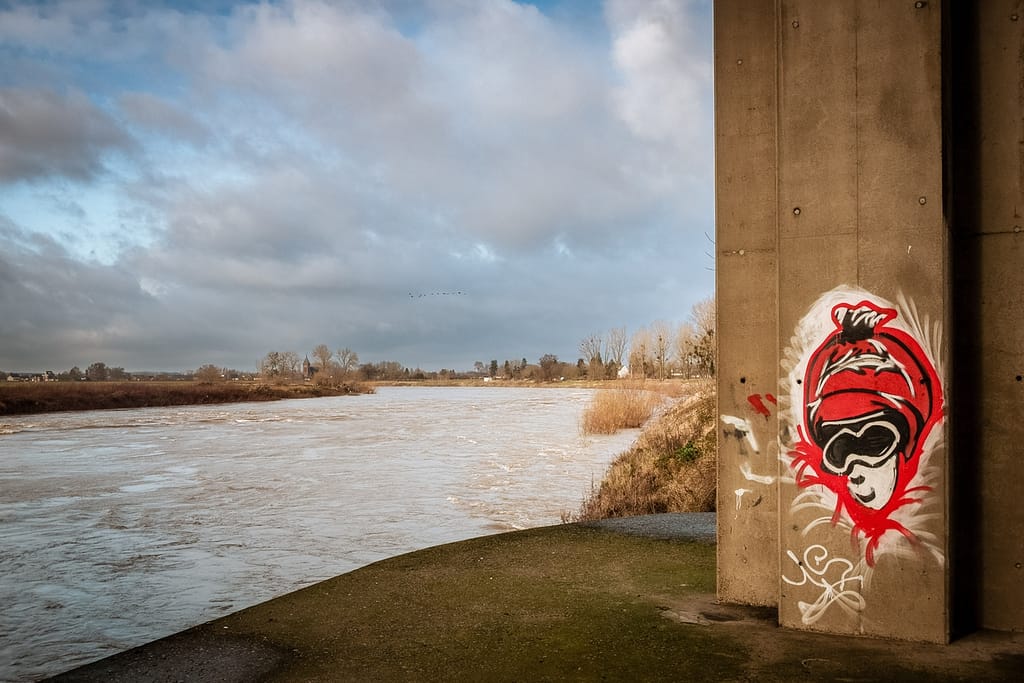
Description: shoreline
0,380,370,417
1,377,698,417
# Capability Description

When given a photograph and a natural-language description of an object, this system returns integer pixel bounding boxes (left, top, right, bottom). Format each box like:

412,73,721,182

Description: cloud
0,220,158,369
0,87,135,182
0,0,716,372
607,0,713,154
187,0,670,253
118,92,209,145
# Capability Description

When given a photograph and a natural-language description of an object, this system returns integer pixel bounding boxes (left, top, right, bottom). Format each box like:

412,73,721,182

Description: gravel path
579,512,716,542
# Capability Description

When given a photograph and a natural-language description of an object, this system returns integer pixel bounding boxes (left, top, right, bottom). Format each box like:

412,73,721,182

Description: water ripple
0,386,637,682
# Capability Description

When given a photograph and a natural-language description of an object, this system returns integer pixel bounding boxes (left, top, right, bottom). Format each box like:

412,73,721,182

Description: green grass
57,524,1023,682
190,526,740,682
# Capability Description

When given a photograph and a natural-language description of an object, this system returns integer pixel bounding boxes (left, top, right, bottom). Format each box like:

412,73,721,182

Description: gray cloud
0,221,158,368
0,88,135,183
0,0,715,373
190,1,674,252
118,92,210,145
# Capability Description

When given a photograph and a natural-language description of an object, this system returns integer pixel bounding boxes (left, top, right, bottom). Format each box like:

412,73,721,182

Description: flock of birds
408,291,466,298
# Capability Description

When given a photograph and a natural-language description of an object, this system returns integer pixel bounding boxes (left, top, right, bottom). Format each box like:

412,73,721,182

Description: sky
0,0,714,373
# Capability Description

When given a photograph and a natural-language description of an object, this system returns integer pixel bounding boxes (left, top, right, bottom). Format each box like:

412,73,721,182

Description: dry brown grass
580,382,666,435
572,380,717,521
0,380,372,416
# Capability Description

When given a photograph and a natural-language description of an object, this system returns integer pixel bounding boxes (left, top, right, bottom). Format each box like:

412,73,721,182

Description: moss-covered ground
53,524,1024,682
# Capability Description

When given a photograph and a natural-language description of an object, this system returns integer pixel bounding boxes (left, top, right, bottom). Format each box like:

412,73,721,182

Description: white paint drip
734,488,753,510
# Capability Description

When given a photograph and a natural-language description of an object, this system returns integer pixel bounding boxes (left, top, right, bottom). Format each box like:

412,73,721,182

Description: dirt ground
50,519,1024,682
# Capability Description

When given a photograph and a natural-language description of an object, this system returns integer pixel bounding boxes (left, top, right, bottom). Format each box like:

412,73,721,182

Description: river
0,386,639,682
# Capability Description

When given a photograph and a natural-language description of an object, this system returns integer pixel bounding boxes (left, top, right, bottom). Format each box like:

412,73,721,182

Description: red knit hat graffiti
790,300,943,566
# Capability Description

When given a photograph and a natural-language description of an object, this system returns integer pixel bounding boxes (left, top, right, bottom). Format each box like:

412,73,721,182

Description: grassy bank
0,380,372,416
573,380,717,520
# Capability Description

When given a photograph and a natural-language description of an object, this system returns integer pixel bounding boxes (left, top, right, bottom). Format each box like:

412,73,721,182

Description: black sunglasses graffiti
789,301,943,566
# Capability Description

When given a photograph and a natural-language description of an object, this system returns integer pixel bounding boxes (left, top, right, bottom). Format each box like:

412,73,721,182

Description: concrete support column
716,0,1024,642
950,2,1024,634
716,0,955,642
714,0,780,608
774,0,948,642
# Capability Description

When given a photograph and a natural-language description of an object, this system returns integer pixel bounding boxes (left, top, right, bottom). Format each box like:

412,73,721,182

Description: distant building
5,371,56,382
302,356,319,381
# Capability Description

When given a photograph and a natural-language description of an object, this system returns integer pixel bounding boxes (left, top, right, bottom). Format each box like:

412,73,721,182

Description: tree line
254,346,359,386
20,362,251,383
255,297,715,386
623,297,716,380
14,296,715,386
467,297,716,383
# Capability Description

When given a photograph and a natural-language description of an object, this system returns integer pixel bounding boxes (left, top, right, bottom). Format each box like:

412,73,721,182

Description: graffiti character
789,300,943,566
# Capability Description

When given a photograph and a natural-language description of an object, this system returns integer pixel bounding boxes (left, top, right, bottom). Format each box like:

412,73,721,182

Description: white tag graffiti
782,545,866,625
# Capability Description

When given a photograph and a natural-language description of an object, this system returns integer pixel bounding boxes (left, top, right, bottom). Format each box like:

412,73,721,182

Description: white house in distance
5,371,56,382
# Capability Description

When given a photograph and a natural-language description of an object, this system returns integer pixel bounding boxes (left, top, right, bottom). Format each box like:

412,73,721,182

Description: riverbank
572,381,717,521
51,517,1024,682
0,380,371,416
0,377,696,416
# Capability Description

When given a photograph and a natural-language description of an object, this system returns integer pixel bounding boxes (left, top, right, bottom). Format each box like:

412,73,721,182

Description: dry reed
0,380,372,416
579,383,666,435
572,380,717,521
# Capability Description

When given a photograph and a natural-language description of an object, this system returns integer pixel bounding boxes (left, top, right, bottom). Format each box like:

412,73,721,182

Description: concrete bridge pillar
715,0,1024,642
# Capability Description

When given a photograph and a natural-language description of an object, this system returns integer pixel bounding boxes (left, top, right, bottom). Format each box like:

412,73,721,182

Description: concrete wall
716,0,1024,642
950,2,1024,634
714,0,780,608
776,0,948,643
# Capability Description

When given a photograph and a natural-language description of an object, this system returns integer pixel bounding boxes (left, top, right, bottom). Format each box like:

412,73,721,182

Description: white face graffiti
784,289,947,610
818,416,903,511
846,458,899,510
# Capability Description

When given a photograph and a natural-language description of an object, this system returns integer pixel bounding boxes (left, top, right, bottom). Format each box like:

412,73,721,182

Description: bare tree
675,321,698,377
629,327,652,378
195,364,223,383
579,333,602,363
280,351,301,377
85,362,109,381
605,326,627,376
539,354,560,381
650,320,673,380
258,352,283,380
689,297,716,377
691,297,715,336
259,351,301,383
579,332,603,380
336,348,359,377
312,344,333,373
658,298,716,378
